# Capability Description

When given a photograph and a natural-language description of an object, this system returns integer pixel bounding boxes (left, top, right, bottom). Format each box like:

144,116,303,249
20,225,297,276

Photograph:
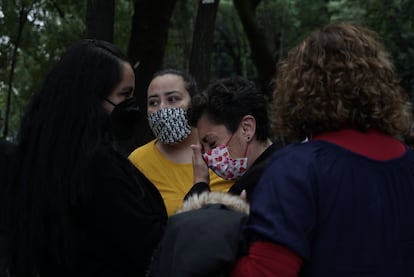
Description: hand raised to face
190,143,210,185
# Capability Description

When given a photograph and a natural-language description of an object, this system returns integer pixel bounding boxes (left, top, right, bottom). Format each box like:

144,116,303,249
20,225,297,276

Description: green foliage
257,0,301,59
327,0,366,22
163,1,197,70
114,0,133,53
2,0,414,138
363,0,414,98
325,0,414,99
213,1,252,78
0,0,85,138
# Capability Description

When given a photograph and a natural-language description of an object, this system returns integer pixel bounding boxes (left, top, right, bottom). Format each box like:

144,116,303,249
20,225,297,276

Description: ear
240,115,256,142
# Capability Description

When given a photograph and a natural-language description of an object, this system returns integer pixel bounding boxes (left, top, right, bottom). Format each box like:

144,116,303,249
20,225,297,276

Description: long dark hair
7,39,131,276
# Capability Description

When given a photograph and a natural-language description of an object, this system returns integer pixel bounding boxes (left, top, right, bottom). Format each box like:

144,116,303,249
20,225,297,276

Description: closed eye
202,142,215,152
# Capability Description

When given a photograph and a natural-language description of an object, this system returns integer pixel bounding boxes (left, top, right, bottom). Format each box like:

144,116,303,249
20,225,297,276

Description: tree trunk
126,0,177,149
4,2,31,139
189,0,220,91
85,0,115,42
233,0,275,97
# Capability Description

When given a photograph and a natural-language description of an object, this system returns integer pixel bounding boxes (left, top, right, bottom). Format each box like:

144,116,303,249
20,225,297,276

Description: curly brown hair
272,22,412,141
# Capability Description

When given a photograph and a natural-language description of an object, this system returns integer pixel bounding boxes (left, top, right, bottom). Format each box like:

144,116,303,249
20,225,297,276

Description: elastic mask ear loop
226,133,249,157
243,140,250,158
104,98,116,107
225,133,234,146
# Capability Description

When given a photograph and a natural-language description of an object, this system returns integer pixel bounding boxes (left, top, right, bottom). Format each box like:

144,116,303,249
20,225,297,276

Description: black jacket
149,192,249,277
0,139,16,277
43,146,168,277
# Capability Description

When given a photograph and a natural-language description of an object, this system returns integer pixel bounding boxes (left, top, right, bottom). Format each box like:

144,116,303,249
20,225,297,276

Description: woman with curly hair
231,22,414,277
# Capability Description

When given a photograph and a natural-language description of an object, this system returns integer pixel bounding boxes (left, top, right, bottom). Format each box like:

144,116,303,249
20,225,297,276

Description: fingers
190,143,203,158
191,143,210,184
240,189,247,200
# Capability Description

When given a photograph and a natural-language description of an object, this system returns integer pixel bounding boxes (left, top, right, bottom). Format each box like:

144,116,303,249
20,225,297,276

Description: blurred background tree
1,0,413,149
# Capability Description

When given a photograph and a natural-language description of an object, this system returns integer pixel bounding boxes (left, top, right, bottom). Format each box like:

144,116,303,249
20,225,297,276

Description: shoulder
128,139,158,166
261,141,341,186
269,141,320,164
87,146,132,182
86,145,165,207
130,139,157,156
87,145,155,189
269,140,343,163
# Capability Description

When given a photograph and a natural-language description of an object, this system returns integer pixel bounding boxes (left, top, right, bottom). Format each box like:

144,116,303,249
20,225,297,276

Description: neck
156,128,199,164
246,138,272,169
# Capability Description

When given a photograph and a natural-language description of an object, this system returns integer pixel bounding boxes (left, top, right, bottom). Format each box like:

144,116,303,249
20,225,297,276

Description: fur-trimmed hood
177,191,249,215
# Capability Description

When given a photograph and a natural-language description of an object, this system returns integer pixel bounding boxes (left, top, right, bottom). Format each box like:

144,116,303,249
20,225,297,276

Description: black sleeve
183,182,211,201
0,140,16,277
83,150,167,276
150,205,248,277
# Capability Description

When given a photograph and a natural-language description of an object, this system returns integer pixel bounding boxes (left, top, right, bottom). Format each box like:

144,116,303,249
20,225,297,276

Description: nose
159,101,170,110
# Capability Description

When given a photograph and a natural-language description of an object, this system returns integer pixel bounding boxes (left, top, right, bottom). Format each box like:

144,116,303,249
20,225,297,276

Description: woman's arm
231,241,302,277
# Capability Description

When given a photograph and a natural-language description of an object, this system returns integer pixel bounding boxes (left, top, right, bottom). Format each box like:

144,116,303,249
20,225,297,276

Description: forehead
120,62,135,83
197,113,230,142
107,62,135,98
147,74,188,97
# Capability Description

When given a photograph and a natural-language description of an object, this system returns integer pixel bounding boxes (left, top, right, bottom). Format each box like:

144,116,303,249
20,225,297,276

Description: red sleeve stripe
230,241,303,277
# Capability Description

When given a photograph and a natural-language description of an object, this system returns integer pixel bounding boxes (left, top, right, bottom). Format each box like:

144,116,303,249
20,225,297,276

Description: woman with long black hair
6,40,167,277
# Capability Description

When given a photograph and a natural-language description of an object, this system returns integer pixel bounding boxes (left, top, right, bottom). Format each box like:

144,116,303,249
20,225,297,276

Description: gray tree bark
189,0,221,91
126,0,178,149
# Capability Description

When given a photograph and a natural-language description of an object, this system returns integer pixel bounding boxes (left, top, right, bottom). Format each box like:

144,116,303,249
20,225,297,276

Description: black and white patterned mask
148,107,191,144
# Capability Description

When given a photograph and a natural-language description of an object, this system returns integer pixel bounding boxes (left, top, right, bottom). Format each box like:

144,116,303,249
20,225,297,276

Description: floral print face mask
202,135,248,180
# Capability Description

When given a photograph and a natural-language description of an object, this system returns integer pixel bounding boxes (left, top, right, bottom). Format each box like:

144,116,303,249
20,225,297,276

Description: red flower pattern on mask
202,144,248,180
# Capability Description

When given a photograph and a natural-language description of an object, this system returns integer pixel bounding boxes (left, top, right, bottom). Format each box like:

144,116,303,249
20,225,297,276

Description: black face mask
105,97,141,140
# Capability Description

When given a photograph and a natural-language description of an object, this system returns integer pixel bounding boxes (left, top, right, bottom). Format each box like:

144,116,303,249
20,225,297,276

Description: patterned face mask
202,135,249,180
148,107,191,144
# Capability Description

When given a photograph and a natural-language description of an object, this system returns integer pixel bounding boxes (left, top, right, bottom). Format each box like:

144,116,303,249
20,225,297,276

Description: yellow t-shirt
129,139,234,216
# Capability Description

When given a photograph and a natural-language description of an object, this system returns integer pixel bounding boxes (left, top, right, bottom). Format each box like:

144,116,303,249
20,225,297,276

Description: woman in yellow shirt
129,69,233,216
